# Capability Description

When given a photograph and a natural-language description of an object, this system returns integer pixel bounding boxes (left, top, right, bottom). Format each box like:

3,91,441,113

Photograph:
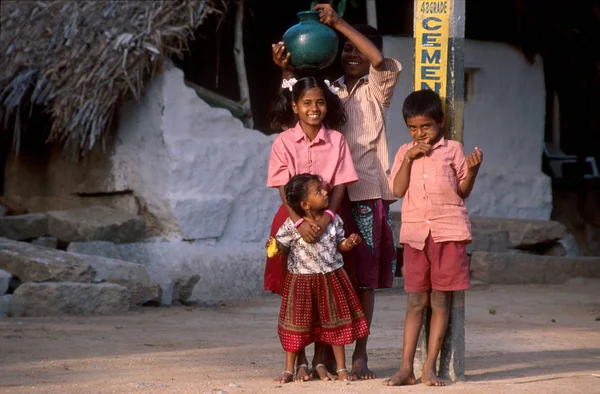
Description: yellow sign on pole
414,1,451,101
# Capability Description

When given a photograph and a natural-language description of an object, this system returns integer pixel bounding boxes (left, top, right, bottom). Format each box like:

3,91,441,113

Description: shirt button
426,220,431,224
423,174,427,178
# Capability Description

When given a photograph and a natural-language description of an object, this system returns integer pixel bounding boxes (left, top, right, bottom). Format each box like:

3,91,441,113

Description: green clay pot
282,11,339,70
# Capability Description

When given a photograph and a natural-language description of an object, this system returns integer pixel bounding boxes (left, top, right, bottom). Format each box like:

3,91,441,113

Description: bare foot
351,357,376,380
275,371,294,384
336,368,357,382
382,367,417,386
421,365,446,386
313,363,334,381
295,364,311,382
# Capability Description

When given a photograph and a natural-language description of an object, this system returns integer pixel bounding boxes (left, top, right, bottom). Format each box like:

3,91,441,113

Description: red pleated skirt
277,268,369,352
263,200,358,295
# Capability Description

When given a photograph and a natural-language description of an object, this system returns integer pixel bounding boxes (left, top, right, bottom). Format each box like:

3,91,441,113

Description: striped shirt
335,58,402,202
388,138,472,250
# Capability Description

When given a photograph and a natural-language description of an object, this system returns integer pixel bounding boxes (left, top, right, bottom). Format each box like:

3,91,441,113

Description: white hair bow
324,79,339,95
281,78,298,91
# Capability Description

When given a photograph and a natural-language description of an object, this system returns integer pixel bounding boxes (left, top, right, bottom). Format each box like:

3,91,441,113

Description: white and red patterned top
276,215,346,274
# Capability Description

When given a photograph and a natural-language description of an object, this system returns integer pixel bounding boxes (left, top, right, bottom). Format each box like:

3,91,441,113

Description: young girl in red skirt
267,173,368,383
265,76,360,380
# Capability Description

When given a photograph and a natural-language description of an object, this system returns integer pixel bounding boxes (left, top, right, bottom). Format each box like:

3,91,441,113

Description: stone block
0,294,12,318
31,237,59,249
67,241,122,260
71,253,161,305
0,238,94,283
12,282,130,316
173,274,201,303
112,241,267,305
0,269,12,295
0,213,48,241
470,252,600,284
467,230,511,254
470,217,567,248
47,206,146,243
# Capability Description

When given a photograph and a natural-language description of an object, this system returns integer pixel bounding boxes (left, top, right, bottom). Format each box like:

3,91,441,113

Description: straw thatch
0,0,226,154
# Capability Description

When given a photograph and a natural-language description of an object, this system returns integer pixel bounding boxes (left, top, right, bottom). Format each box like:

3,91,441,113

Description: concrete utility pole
413,0,466,381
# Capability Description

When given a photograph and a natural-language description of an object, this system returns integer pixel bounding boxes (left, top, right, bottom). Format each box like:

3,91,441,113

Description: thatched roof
0,0,226,154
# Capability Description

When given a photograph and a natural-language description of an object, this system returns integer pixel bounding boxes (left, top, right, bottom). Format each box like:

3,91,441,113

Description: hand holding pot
313,3,340,26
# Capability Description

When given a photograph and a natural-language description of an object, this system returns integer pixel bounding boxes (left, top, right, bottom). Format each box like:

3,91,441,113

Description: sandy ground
1,281,600,394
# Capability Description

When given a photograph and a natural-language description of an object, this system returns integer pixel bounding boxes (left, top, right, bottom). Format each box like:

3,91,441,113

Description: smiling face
291,87,327,129
341,41,370,80
300,179,329,213
406,115,445,144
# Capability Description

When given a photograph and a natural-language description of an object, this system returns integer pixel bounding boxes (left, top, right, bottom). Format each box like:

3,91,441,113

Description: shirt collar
334,74,370,91
293,122,330,144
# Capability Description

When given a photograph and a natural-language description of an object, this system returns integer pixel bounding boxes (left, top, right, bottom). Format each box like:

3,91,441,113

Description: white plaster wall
106,63,281,303
113,62,280,242
383,37,552,219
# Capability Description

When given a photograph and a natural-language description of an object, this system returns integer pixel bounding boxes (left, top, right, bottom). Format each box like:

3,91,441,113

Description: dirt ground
1,280,599,394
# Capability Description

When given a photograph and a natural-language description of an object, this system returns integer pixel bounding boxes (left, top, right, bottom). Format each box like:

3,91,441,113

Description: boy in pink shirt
385,90,483,387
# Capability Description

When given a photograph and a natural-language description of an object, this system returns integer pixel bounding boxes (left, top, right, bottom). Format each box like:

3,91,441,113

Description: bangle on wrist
293,218,305,228
324,209,335,221
404,154,412,162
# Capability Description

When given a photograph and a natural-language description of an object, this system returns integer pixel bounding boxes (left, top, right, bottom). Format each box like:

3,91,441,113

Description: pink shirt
388,138,472,250
335,58,402,202
267,122,358,189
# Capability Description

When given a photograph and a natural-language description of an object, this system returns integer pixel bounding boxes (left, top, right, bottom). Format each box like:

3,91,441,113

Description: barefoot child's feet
336,368,357,382
275,371,294,384
351,357,376,380
422,365,446,386
295,364,311,382
382,367,417,386
313,363,334,381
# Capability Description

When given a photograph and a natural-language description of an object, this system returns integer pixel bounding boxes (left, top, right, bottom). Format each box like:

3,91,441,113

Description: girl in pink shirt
265,76,358,381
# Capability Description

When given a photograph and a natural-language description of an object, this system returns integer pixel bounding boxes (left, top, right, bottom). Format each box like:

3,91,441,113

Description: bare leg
295,348,311,382
351,288,376,379
313,342,334,381
333,345,356,381
383,292,428,386
275,351,296,384
422,290,450,386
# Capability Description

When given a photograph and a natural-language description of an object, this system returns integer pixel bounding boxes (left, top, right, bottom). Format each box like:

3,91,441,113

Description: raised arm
314,3,383,69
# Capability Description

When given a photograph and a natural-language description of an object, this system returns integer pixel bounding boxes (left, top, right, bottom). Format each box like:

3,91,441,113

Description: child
384,89,483,387
267,173,368,384
265,76,359,381
272,4,402,379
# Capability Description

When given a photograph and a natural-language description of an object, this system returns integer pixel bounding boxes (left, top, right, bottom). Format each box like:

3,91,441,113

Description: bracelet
324,209,335,221
404,154,412,162
293,218,305,228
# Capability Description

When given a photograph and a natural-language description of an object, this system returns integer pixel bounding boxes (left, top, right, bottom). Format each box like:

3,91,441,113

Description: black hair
402,89,445,124
351,24,383,52
269,76,347,131
284,173,321,217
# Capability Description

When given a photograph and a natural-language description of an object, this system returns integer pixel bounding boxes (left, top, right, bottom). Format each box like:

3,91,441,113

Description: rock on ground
11,282,130,316
470,251,600,284
0,238,94,283
0,213,48,241
0,268,12,295
46,206,146,243
67,241,122,260
0,294,12,318
74,253,161,305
